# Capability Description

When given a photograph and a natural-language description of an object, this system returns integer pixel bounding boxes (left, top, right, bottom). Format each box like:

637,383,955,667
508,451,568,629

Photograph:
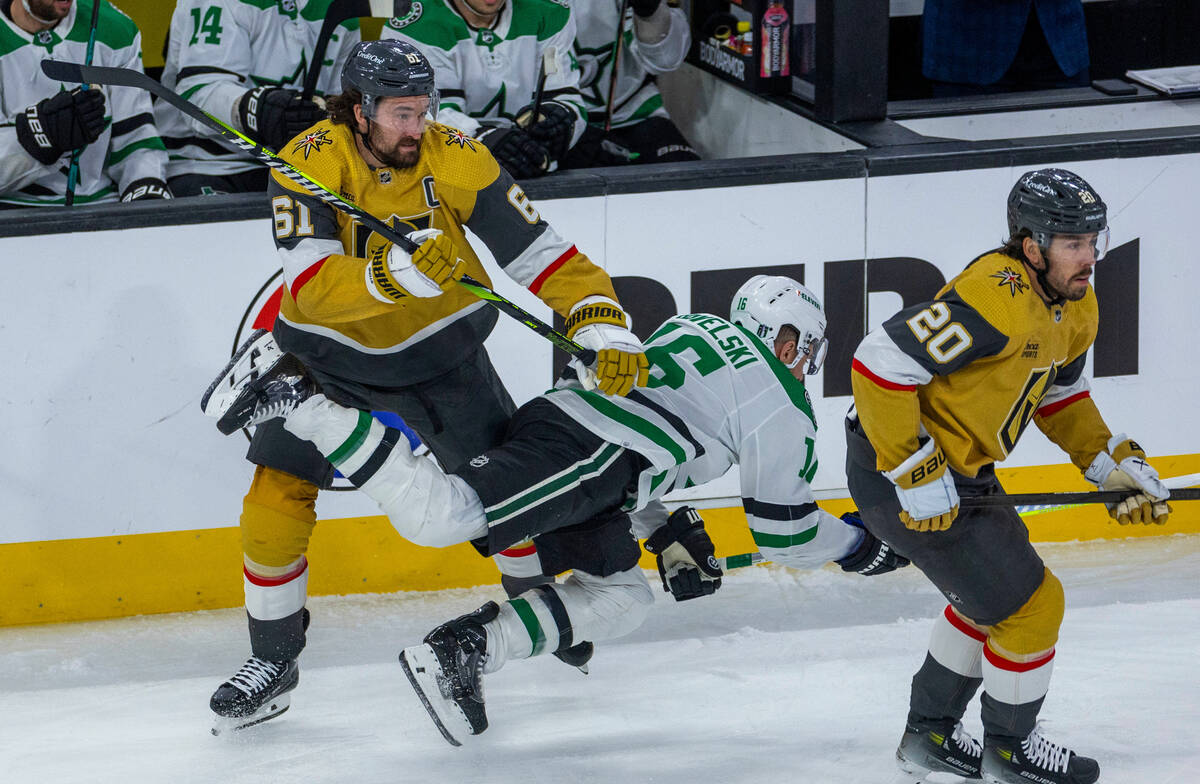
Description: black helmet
1007,168,1107,239
341,39,438,120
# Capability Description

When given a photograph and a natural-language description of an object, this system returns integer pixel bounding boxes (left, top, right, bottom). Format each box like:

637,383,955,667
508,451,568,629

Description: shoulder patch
291,128,334,160
439,126,478,151
387,1,423,30
989,265,1029,297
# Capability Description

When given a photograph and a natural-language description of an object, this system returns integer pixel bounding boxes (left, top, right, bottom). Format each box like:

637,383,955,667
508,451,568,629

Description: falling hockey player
206,275,910,745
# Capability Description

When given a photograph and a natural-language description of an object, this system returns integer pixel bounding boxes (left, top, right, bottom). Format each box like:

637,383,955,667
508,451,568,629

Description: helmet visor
803,335,829,375
1043,227,1110,262
363,94,437,129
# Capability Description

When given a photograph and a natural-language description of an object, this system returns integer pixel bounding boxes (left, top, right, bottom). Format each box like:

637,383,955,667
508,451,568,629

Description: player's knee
241,465,319,567
989,568,1065,656
568,567,654,635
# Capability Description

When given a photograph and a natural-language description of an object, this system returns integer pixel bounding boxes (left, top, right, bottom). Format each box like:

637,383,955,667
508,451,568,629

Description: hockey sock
980,643,1054,742
244,557,308,661
909,605,985,725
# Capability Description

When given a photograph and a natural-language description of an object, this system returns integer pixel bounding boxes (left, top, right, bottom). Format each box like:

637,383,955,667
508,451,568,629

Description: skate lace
250,378,304,424
950,723,982,758
1022,724,1072,773
228,657,284,696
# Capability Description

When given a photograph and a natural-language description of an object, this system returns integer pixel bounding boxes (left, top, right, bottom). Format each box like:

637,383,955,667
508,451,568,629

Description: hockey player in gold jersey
207,39,648,733
846,169,1172,784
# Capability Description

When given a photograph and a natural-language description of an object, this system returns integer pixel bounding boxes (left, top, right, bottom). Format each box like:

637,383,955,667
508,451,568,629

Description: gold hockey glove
885,438,960,532
565,296,649,397
366,228,464,302
1085,434,1172,525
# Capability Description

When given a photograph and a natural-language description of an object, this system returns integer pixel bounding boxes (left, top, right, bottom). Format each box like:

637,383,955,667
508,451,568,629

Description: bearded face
26,0,73,23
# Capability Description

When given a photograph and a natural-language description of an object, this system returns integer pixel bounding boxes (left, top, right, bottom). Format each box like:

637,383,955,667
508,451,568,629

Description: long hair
326,89,362,127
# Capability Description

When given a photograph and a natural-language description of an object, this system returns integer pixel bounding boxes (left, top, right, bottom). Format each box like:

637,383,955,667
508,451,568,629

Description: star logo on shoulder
292,128,333,160
991,266,1028,297
441,128,477,152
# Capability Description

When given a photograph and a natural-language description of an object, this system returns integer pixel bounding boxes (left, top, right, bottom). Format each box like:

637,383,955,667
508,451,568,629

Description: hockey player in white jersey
382,0,587,179
0,0,170,207
207,274,909,745
157,0,362,195
567,0,698,167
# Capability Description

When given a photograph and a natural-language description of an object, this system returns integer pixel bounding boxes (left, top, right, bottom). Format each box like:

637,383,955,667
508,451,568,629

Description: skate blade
210,694,291,736
399,645,474,747
891,750,932,784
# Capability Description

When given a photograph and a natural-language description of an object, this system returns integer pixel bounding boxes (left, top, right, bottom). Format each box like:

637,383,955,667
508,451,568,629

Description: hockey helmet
341,39,438,121
1007,168,1109,259
730,275,828,374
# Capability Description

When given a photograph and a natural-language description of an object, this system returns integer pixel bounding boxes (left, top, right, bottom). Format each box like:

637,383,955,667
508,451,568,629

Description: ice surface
2,536,1197,784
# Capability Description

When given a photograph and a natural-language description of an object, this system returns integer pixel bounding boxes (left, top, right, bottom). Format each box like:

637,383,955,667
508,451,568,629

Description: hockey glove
16,88,107,165
631,0,663,17
834,511,910,576
565,296,649,397
1084,433,1171,525
523,101,577,163
643,507,723,601
885,438,959,532
120,177,173,202
366,228,464,302
477,124,549,179
238,87,327,151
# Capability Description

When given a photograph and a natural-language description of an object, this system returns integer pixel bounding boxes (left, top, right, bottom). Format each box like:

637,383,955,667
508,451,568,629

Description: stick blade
40,59,83,83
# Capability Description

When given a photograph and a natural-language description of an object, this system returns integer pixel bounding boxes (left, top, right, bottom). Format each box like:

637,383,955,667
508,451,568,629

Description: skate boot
201,329,317,435
893,719,982,782
209,657,299,735
981,724,1099,784
399,602,499,746
553,640,594,674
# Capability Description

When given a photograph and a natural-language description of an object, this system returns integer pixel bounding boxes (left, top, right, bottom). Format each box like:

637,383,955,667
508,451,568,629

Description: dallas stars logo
441,128,477,151
991,266,1029,296
292,128,332,160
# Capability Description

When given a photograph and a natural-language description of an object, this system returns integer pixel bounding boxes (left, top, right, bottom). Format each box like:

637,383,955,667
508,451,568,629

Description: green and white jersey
381,0,586,143
0,1,166,206
546,313,860,569
572,0,687,129
157,0,361,178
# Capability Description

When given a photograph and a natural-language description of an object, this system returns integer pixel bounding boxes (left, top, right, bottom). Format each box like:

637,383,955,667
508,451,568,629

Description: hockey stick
41,59,595,366
64,0,102,207
300,0,411,102
604,0,631,132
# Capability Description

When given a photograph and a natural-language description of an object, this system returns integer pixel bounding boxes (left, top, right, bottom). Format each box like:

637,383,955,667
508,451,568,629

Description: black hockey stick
301,0,411,101
960,487,1200,508
41,59,595,366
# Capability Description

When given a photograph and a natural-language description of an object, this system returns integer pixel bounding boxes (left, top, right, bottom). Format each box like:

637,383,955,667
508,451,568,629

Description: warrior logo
292,128,333,160
991,266,1028,297
441,127,477,151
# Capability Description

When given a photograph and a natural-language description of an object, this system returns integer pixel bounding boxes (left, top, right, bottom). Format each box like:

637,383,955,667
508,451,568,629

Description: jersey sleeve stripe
500,542,538,557
742,498,819,522
528,244,576,294
852,358,918,391
290,256,329,300
177,65,245,82
111,112,154,137
1037,390,1090,418
750,525,819,549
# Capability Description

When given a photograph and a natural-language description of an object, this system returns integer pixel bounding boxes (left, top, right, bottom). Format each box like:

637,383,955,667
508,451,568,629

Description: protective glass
802,335,829,375
1042,227,1110,262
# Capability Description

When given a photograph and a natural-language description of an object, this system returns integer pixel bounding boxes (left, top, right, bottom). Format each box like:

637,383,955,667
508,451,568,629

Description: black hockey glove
631,0,663,17
835,511,910,576
120,177,173,202
524,101,576,163
238,87,327,151
477,124,549,179
15,88,107,165
643,506,723,601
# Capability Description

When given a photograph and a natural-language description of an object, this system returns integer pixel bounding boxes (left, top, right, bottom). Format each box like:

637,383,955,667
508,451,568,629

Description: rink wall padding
4,132,1200,627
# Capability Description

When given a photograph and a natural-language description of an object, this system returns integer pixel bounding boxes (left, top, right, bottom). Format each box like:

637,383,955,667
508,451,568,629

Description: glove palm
1085,434,1171,525
367,228,464,301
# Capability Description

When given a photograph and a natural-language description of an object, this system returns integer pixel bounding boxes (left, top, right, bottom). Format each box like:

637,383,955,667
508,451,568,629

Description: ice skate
201,329,316,435
209,657,298,735
892,719,982,782
981,724,1099,784
399,602,498,746
553,640,594,674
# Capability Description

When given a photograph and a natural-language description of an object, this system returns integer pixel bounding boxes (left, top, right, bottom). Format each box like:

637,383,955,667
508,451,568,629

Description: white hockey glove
885,438,959,532
366,228,464,302
643,507,723,601
1084,433,1171,525
565,296,649,397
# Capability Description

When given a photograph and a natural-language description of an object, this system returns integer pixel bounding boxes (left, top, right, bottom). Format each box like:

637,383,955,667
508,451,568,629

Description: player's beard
26,0,72,23
367,123,422,169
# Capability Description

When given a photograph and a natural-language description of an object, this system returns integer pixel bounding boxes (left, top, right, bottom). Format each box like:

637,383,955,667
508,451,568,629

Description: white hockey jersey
572,0,688,128
0,1,166,206
157,0,361,178
547,313,860,569
381,0,586,143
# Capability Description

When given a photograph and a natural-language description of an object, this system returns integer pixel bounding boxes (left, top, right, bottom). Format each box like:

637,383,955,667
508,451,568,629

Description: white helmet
730,274,829,374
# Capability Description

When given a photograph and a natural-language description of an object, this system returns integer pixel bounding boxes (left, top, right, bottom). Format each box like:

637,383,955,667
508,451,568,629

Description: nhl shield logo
469,455,490,468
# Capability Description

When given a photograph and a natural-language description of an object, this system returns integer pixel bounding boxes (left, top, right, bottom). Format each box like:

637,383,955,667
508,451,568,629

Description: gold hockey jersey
268,119,617,386
851,251,1111,478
